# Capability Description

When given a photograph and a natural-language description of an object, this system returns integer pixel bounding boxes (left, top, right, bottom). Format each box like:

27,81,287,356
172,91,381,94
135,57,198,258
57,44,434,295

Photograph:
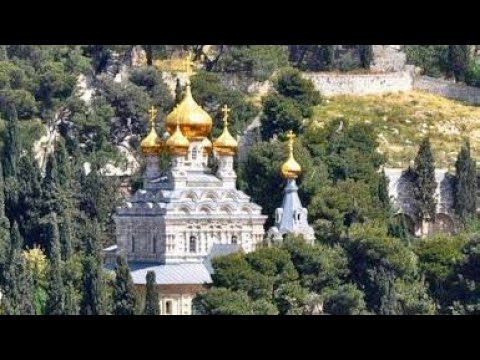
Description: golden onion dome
141,106,163,155
280,130,302,179
213,105,238,156
165,119,190,156
202,137,213,156
165,84,213,140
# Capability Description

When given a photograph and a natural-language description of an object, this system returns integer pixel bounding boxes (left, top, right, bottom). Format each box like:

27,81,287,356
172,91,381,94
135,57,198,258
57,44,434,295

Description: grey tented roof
126,262,212,285
203,244,242,273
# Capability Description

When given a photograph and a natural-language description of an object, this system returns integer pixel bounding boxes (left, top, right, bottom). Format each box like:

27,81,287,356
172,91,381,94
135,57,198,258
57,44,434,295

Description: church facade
106,63,267,314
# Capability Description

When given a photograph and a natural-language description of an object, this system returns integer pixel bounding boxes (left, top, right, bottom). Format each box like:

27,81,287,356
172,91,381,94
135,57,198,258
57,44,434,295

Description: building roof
124,262,213,285
203,244,241,273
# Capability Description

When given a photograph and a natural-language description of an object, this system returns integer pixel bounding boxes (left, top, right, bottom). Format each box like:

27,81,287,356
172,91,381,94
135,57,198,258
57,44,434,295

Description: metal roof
203,244,241,273
126,262,213,285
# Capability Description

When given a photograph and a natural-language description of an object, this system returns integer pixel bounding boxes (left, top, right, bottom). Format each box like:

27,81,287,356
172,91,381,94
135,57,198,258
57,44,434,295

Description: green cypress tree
2,102,18,179
113,255,137,315
448,45,470,82
378,168,391,213
0,161,10,273
359,45,374,69
413,137,437,223
59,215,74,261
54,138,71,189
143,271,160,315
2,225,34,315
43,152,58,215
80,254,108,315
454,140,477,222
45,213,66,315
9,221,23,257
64,283,80,315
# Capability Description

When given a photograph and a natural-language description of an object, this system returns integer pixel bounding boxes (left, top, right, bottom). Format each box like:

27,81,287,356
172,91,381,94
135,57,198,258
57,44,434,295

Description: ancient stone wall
414,76,480,105
303,69,415,96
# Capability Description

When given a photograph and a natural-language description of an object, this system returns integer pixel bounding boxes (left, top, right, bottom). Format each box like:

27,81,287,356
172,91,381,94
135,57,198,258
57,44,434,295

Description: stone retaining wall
414,76,480,105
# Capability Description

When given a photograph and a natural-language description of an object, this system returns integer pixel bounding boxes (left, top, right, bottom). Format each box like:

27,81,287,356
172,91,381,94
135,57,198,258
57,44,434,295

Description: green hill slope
310,90,480,168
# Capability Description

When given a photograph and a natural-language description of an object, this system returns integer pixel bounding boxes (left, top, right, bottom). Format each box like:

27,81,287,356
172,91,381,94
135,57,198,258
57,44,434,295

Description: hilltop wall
414,76,480,105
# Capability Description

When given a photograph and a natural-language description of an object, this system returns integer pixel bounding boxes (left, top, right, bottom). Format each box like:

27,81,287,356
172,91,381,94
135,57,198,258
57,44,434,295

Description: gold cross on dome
286,130,296,142
148,106,158,127
286,130,296,151
221,104,231,126
185,52,195,78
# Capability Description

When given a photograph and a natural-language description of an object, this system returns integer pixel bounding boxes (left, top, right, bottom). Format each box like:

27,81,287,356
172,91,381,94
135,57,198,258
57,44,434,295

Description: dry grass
310,90,480,168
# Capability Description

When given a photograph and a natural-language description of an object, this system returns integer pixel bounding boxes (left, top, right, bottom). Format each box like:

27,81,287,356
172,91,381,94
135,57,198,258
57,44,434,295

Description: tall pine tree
80,254,108,315
413,137,437,223
143,271,160,315
45,213,66,315
2,224,35,315
2,102,18,179
0,161,10,274
113,255,137,315
454,140,477,222
378,168,392,213
16,155,44,249
80,220,109,315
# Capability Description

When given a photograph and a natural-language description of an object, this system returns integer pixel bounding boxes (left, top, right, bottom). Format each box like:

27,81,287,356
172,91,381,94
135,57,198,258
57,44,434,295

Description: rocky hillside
311,90,480,168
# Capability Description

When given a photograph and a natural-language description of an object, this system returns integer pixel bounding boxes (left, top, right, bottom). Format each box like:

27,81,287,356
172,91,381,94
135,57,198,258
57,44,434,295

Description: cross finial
221,104,231,127
148,106,158,128
286,130,296,154
185,51,195,79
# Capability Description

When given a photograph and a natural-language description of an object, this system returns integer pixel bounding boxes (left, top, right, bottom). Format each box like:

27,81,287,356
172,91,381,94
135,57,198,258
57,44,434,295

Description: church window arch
189,236,197,253
152,236,157,254
131,236,135,253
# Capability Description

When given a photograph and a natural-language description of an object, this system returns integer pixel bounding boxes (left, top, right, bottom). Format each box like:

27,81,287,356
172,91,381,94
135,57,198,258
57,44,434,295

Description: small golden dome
213,105,238,156
202,137,213,156
165,119,190,156
165,81,213,142
141,106,163,155
280,130,302,179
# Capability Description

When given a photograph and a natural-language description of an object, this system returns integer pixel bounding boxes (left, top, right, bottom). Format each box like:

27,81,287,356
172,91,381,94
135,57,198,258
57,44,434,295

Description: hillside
310,90,480,168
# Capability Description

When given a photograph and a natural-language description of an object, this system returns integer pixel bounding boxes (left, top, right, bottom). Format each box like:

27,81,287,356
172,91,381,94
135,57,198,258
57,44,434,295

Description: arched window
131,236,135,253
152,236,157,254
192,147,198,160
189,236,197,253
231,235,238,245
297,213,301,221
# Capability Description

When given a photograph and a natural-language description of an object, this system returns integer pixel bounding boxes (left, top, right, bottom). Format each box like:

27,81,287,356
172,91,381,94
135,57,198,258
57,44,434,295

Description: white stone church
104,64,314,315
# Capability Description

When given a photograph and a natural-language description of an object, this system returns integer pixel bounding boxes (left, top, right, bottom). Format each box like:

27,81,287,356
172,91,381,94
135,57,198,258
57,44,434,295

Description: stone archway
392,213,416,236
431,213,455,235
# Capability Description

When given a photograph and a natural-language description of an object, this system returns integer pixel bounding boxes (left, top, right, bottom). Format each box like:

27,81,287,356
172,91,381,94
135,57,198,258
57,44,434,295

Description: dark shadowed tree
454,140,477,222
143,271,160,315
113,255,137,315
412,137,437,223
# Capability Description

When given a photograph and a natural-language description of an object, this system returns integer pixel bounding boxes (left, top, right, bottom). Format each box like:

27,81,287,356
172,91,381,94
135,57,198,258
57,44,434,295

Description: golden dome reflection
165,118,190,156
280,130,302,179
213,105,238,156
141,106,163,155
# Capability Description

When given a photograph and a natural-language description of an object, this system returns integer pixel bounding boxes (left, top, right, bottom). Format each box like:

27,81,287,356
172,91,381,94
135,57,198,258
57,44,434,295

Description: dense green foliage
1,45,480,315
260,68,321,140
